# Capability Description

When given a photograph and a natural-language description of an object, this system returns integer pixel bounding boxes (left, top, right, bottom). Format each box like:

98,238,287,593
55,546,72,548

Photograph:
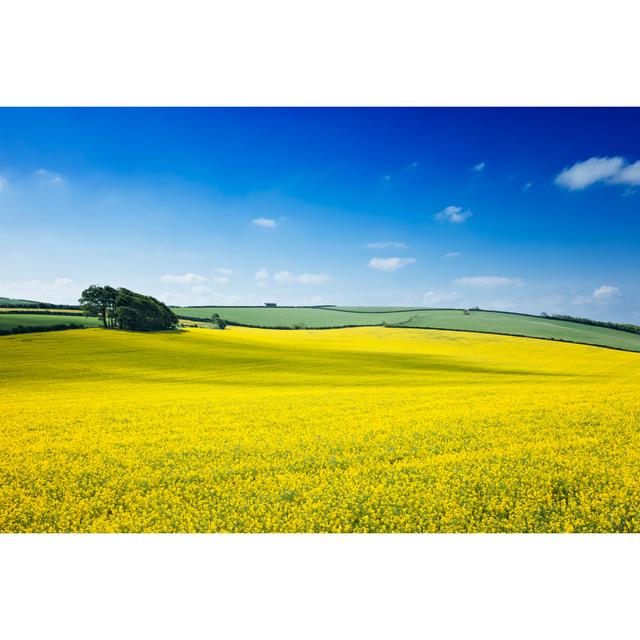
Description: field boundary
386,324,640,354
0,323,87,337
178,316,640,354
173,305,640,336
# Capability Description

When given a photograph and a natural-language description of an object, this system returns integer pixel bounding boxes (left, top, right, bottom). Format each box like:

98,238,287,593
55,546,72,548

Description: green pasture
171,306,640,352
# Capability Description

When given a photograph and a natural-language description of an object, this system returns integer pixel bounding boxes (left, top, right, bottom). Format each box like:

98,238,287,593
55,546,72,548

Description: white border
2,534,639,639
2,2,639,636
1,0,639,106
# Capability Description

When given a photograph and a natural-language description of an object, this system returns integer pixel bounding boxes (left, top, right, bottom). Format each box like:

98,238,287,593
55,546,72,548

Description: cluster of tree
540,312,640,335
0,323,85,336
210,313,228,329
80,286,178,331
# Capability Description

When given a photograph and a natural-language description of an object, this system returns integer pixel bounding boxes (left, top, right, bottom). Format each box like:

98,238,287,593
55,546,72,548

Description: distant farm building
264,302,277,307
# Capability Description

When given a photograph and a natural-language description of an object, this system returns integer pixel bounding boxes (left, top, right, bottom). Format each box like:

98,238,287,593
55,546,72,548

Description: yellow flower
1,326,639,532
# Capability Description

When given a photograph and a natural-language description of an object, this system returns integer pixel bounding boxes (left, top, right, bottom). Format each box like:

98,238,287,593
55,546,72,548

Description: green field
0,313,102,331
0,297,42,307
172,306,640,352
174,306,425,327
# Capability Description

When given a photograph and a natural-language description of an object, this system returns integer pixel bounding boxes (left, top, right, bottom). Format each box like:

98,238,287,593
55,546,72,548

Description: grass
2,325,640,532
0,296,42,306
171,306,640,352
0,313,102,330
174,306,419,327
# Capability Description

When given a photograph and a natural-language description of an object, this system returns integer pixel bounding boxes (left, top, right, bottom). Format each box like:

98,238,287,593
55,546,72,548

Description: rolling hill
0,313,102,332
171,306,640,352
0,296,42,307
2,325,640,532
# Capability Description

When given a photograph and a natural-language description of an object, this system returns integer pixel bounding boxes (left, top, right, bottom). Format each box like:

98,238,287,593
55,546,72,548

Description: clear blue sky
1,108,638,322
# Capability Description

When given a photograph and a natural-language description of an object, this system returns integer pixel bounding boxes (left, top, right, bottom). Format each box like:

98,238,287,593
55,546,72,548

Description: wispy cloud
444,251,461,258
368,257,416,272
523,182,533,192
0,277,79,304
161,287,244,307
254,267,269,287
423,290,461,305
215,267,233,276
160,273,207,284
274,271,331,284
572,285,621,305
453,275,523,288
366,241,407,249
0,175,8,190
555,156,640,190
435,205,472,224
252,217,276,228
472,161,486,173
593,285,620,300
212,276,229,285
381,161,417,186
34,168,64,186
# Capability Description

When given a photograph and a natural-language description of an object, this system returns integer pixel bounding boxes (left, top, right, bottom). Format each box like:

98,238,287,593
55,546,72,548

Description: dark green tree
211,313,228,329
79,286,178,331
80,285,109,327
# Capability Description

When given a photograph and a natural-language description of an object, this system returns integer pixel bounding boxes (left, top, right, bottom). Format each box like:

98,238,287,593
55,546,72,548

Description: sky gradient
1,107,639,322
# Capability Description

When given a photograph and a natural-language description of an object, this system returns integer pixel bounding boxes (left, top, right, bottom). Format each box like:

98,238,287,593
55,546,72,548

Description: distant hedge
0,303,82,310
542,313,640,336
0,323,85,337
0,309,84,316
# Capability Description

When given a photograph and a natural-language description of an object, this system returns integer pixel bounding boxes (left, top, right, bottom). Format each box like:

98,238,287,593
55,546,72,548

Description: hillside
0,313,102,331
0,296,42,307
171,306,640,352
2,326,640,532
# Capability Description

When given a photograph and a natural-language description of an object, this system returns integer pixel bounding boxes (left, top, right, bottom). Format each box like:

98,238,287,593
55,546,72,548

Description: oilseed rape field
2,326,640,532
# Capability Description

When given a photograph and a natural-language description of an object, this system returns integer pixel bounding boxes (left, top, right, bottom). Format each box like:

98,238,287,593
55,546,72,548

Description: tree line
0,323,85,337
540,312,640,336
80,286,178,331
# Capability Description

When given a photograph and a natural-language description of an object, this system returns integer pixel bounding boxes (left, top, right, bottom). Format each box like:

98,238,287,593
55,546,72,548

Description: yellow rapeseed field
1,326,640,532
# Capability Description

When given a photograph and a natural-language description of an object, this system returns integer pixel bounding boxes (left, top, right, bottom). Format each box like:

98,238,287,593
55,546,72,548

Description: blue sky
1,107,639,321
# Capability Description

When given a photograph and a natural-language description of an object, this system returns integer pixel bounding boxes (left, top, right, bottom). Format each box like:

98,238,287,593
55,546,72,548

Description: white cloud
160,273,207,284
453,275,523,288
366,241,407,249
382,175,392,186
0,278,80,304
615,162,640,185
161,287,243,306
254,267,269,287
212,276,229,285
0,175,8,190
573,285,622,305
423,290,461,305
555,156,640,190
215,267,233,276
368,257,416,272
404,162,418,171
473,161,486,172
252,217,276,228
523,182,533,192
444,251,461,258
274,271,331,284
592,285,621,301
34,168,64,186
434,205,472,224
